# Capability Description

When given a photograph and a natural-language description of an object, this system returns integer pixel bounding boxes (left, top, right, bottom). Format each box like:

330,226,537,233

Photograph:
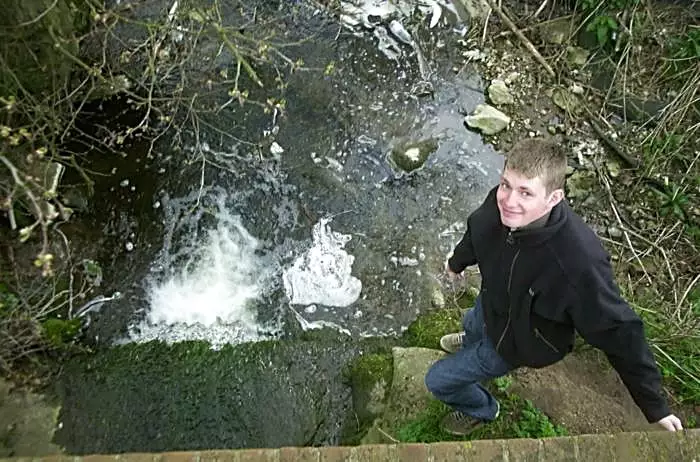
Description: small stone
608,226,623,238
505,72,520,85
571,83,584,95
465,104,511,135
431,288,445,308
539,17,571,45
566,46,590,67
487,79,515,106
120,179,130,187
125,242,134,251
606,160,621,178
552,88,582,114
547,125,557,135
270,142,284,155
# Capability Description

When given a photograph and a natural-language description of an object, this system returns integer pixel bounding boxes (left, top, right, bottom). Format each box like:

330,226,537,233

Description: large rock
510,351,651,434
0,379,61,457
465,104,511,135
362,347,445,443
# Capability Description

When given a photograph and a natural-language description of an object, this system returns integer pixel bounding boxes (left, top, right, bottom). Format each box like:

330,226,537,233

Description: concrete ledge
2,430,698,462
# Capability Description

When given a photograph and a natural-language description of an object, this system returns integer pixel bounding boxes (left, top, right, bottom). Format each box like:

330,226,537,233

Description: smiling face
496,167,565,228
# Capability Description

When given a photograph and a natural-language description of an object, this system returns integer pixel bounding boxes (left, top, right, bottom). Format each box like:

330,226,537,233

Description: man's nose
504,190,517,207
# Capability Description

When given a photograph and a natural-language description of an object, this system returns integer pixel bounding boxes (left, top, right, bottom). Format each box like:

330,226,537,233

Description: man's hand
444,260,463,281
656,414,683,431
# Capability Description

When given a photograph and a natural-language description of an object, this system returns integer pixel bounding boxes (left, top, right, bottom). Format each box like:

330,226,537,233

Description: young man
425,139,683,435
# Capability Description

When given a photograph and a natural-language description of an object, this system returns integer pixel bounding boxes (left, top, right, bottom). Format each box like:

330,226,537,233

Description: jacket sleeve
447,225,476,273
569,258,671,423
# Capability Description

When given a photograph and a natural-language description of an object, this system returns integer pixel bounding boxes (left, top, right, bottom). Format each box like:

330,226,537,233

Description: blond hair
504,139,567,192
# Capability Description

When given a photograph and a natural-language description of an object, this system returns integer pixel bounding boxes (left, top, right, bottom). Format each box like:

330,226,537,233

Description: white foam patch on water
128,199,267,347
283,218,362,307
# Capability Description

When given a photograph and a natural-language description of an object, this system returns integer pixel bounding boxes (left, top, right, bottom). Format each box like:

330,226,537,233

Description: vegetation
396,375,567,442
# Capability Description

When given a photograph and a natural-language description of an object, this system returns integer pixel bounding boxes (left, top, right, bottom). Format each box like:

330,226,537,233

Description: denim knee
424,362,442,396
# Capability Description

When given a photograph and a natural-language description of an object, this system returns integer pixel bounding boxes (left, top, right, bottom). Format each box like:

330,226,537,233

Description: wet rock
538,17,571,45
566,46,589,67
389,138,438,173
465,104,511,135
488,79,514,106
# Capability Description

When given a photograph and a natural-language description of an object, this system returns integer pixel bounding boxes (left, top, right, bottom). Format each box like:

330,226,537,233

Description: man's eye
521,191,531,197
500,183,510,189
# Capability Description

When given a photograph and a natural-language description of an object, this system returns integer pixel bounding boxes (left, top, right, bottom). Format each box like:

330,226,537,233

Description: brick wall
4,429,698,462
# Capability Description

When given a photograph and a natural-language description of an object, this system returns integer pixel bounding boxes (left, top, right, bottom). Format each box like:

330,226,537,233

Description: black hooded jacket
447,186,670,423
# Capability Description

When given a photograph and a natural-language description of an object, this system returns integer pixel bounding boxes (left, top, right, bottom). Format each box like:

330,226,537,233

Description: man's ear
547,188,565,208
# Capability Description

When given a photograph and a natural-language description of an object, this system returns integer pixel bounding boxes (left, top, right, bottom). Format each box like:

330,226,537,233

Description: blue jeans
425,297,512,421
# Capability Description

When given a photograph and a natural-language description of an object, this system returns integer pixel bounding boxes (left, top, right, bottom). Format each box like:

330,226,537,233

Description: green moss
396,375,568,443
348,353,393,390
402,308,462,349
342,352,394,445
42,318,81,347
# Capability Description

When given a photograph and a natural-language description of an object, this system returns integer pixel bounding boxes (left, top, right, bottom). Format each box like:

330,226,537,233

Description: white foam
128,204,265,347
283,218,362,307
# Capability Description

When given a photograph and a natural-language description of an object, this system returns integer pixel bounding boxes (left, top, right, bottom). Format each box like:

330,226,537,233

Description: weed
395,375,567,443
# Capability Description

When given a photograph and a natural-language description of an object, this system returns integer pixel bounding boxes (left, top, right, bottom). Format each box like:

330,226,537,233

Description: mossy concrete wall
2,430,698,462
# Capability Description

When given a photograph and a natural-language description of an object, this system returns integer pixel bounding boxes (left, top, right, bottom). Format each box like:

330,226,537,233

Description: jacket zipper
534,328,560,353
496,232,520,352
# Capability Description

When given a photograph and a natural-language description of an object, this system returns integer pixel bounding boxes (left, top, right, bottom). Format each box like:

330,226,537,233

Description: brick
428,442,464,461
119,453,162,462
278,447,318,462
351,444,397,462
82,456,119,462
238,449,279,462
198,451,238,462
505,438,542,462
682,429,700,458
575,434,616,461
462,440,505,462
617,431,687,461
161,453,198,462
612,432,657,461
396,444,429,462
541,436,577,462
318,447,354,462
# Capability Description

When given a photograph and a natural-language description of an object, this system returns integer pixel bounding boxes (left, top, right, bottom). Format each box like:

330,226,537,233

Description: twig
481,7,492,47
486,0,555,78
588,117,640,168
13,0,59,27
677,273,700,318
533,0,549,19
595,161,652,285
376,427,400,443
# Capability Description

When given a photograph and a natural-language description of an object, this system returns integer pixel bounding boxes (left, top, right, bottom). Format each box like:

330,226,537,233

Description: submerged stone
389,138,438,173
465,104,511,135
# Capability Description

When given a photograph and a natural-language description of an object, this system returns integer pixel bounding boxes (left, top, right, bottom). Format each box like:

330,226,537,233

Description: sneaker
439,332,465,353
441,411,485,436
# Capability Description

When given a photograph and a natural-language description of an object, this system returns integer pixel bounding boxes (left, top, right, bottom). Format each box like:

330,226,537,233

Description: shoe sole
442,421,484,436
